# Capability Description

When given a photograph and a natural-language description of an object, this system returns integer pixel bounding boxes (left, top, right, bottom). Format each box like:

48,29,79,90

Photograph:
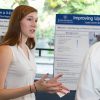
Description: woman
0,5,69,100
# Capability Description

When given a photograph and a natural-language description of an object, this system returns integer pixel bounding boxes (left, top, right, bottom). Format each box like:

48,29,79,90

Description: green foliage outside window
44,0,100,14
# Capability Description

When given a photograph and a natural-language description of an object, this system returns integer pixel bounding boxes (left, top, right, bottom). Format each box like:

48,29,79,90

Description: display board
54,14,100,90
0,9,12,36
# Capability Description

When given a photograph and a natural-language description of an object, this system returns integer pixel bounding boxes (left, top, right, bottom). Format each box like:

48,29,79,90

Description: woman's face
20,12,38,39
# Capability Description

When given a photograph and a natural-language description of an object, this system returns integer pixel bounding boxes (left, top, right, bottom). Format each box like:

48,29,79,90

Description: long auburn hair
1,5,37,49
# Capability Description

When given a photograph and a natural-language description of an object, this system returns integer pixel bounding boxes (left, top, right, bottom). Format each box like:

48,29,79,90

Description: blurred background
0,0,100,79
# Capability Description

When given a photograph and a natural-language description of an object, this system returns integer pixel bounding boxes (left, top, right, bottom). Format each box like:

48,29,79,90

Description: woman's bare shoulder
0,45,12,55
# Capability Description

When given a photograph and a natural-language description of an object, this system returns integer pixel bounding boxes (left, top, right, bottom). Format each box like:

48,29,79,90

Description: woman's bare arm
0,86,32,100
0,45,69,100
0,45,36,100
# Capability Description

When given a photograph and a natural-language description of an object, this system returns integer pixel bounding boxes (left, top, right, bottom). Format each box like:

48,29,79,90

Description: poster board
54,14,100,90
0,9,12,36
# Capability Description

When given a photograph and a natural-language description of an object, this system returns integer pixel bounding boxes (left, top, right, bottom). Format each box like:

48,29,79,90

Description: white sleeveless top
4,45,36,100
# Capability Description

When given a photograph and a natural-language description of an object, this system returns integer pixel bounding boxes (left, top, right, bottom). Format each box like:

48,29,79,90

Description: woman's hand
32,74,70,94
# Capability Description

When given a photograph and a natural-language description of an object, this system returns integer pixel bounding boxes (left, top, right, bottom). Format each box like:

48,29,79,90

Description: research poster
0,9,12,36
54,14,100,90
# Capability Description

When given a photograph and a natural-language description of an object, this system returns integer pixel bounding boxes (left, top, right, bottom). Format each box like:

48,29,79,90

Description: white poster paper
0,9,12,36
54,14,100,90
